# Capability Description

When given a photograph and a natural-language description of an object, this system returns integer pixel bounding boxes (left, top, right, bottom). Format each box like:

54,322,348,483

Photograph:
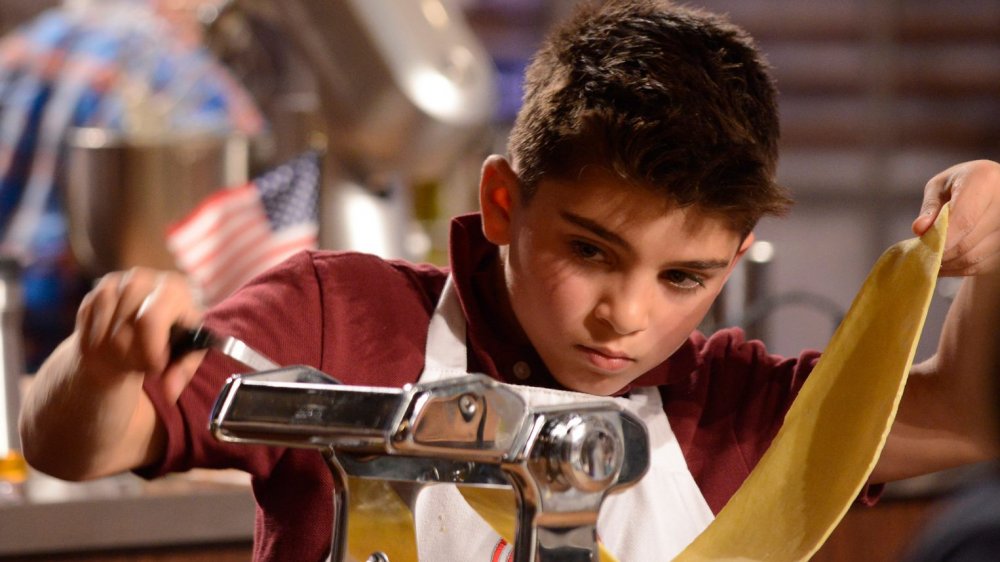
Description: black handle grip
168,325,215,362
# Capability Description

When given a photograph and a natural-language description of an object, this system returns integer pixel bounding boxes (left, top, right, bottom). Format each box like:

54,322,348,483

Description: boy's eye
662,269,705,290
570,240,606,261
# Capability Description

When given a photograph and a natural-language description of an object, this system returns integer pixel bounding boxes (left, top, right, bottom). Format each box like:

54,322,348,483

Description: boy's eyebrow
668,259,732,271
560,211,630,248
560,210,733,270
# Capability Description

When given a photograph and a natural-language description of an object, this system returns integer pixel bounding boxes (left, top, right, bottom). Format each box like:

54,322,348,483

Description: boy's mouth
575,345,635,372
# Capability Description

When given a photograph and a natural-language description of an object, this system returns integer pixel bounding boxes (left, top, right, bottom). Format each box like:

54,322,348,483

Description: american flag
166,150,321,305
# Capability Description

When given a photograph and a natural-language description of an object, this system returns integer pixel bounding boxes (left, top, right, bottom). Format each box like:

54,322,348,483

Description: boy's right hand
76,267,205,404
20,267,205,480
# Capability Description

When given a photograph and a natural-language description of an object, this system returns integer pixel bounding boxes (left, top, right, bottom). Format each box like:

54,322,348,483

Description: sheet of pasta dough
674,205,949,561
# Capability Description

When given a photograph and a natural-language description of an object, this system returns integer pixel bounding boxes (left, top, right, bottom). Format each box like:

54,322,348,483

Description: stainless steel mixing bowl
63,128,251,275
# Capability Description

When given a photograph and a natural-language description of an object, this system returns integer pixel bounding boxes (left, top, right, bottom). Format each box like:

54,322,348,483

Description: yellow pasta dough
675,206,948,561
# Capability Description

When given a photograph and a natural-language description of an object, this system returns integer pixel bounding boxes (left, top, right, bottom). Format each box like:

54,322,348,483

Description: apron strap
423,275,468,374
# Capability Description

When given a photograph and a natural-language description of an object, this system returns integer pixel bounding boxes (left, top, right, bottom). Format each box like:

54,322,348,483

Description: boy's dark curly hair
507,0,792,235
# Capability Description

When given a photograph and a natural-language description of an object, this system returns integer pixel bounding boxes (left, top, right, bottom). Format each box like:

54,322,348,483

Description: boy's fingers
911,205,940,237
75,289,97,349
941,252,1000,278
132,273,202,373
940,165,1000,266
108,269,159,334
159,352,206,405
104,271,162,364
132,275,173,371
940,194,978,261
83,273,127,349
912,171,951,236
77,268,198,376
940,229,1000,277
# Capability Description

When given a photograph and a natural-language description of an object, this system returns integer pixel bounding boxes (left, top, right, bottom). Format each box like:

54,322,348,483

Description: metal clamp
210,366,650,562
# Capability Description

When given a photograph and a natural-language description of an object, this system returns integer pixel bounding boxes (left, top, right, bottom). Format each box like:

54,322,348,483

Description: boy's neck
478,245,531,347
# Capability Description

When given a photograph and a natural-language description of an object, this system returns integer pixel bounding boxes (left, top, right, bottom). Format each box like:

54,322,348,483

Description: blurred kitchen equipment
705,240,845,345
276,0,496,178
0,256,27,485
214,0,498,258
705,240,776,339
211,367,649,562
63,128,250,275
733,240,776,341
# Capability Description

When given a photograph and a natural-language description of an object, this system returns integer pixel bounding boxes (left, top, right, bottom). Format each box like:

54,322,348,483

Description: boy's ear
479,155,519,245
725,232,757,274
736,232,756,259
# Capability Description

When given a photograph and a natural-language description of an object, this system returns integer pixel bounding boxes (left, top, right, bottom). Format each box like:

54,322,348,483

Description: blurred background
0,0,998,560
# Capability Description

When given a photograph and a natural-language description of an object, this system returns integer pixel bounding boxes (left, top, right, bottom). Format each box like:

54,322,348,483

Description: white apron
414,276,715,561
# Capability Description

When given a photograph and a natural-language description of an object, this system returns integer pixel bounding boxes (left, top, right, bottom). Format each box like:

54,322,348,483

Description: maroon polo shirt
141,213,831,562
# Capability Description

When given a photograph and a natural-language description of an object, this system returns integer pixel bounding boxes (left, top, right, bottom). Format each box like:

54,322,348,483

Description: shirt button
513,361,531,380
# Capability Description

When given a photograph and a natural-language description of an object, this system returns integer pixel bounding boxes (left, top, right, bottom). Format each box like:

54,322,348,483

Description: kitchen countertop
0,468,255,557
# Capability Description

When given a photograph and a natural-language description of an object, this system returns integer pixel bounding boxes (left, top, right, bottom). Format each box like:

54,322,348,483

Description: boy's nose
594,279,651,335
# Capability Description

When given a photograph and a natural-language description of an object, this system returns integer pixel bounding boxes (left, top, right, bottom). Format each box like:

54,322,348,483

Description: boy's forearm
936,268,1000,423
875,273,1000,482
902,272,1000,459
18,333,163,481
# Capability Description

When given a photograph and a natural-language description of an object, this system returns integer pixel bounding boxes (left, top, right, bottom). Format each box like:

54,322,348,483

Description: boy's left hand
912,159,1000,277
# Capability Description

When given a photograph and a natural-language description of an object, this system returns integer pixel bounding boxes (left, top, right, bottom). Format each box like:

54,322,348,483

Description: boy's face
480,156,753,396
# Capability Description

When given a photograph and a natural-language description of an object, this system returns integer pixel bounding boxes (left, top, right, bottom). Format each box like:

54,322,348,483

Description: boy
19,1,1000,560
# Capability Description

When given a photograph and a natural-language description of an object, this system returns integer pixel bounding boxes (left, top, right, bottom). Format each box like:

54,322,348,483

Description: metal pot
63,128,251,275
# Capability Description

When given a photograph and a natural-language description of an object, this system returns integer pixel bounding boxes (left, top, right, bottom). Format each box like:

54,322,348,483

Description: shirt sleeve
136,249,440,479
138,250,324,479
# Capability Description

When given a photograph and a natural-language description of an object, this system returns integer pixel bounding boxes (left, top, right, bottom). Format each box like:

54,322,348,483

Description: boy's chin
555,374,631,397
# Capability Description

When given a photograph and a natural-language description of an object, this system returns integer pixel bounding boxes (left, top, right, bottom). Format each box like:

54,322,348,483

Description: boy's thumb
912,191,946,236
